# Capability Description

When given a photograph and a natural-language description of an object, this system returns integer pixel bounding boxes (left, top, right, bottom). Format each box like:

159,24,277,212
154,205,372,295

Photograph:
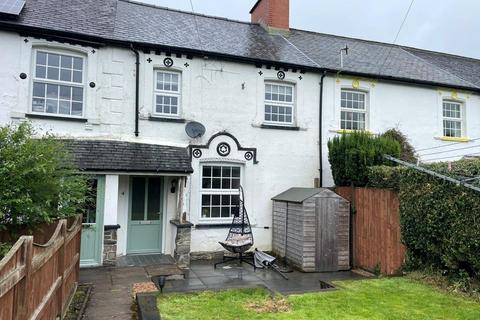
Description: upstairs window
443,100,463,138
154,71,181,117
32,50,85,117
264,83,294,125
200,164,241,219
340,90,367,130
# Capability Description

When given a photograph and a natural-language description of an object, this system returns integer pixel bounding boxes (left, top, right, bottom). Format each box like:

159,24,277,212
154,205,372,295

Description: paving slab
80,256,367,319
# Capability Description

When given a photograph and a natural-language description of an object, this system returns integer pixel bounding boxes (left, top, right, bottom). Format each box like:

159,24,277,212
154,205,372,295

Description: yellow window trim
335,129,373,135
437,136,470,142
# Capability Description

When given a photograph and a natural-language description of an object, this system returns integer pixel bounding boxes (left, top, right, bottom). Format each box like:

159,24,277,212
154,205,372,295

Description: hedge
368,160,480,282
366,165,405,191
328,131,401,187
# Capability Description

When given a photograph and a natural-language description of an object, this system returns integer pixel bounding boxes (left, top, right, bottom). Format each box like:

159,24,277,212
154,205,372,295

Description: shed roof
64,139,193,174
1,0,480,91
272,188,343,203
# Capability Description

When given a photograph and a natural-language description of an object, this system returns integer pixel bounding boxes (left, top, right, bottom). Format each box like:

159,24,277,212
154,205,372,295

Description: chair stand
214,252,256,270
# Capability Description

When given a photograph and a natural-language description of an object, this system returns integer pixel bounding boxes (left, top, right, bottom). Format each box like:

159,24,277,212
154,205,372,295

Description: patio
79,256,366,319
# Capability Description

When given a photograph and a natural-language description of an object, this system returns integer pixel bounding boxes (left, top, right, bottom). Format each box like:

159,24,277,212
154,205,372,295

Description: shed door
315,197,338,272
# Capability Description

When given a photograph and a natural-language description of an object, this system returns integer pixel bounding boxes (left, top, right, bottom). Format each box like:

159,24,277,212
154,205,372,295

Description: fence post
16,236,33,320
58,220,67,319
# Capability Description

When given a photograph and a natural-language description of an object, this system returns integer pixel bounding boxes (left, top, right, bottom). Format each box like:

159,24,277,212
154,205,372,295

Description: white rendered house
1,0,479,267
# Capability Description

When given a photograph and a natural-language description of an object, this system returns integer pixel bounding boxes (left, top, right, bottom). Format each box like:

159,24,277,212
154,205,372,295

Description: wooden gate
336,187,405,275
0,215,82,320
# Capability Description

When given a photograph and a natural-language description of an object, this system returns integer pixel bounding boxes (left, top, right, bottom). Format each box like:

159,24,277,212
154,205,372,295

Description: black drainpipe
130,44,140,137
319,71,327,187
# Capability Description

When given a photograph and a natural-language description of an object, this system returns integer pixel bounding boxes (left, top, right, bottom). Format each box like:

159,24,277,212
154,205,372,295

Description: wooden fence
336,187,405,275
0,215,82,320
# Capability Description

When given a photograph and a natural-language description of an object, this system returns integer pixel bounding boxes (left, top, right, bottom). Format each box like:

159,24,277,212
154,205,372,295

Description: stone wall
103,225,120,266
170,220,192,268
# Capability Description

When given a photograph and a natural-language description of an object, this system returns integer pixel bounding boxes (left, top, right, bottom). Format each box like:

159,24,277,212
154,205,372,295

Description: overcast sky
138,0,480,59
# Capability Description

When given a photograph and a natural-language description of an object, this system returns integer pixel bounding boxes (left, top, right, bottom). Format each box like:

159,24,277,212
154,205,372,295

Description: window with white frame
340,89,367,130
264,83,294,125
154,71,181,116
200,164,241,219
442,100,463,138
32,50,85,117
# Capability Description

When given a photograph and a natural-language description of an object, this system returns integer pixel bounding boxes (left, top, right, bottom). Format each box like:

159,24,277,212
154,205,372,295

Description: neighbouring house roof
1,0,480,91
65,140,193,174
272,187,343,203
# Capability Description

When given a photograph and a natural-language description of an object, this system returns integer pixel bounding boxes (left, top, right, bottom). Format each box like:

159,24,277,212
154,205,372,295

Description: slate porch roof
65,140,193,174
1,0,480,91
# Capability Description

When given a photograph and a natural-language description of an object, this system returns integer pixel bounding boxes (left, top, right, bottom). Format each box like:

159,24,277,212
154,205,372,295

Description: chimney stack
250,0,290,34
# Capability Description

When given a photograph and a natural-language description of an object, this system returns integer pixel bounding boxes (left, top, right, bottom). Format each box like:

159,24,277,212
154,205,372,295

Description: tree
382,128,418,163
0,122,88,235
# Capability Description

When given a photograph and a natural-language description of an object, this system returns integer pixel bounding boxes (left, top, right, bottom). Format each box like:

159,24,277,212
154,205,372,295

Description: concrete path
80,266,148,319
80,260,366,319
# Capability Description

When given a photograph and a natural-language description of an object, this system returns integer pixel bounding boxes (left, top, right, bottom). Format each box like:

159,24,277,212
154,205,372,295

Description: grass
157,278,480,320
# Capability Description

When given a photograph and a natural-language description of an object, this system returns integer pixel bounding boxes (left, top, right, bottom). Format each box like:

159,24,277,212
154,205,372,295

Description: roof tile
64,140,193,173
1,0,479,90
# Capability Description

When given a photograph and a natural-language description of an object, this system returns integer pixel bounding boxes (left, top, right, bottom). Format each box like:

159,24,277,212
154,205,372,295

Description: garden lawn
157,278,480,320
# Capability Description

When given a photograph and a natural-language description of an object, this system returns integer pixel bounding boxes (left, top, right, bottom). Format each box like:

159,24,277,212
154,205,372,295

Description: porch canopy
65,139,193,174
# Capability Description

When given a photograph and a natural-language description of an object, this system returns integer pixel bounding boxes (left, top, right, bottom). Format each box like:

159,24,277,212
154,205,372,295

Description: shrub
0,122,88,236
368,159,480,284
382,128,417,163
0,242,12,260
327,131,401,187
366,165,405,191
399,160,480,283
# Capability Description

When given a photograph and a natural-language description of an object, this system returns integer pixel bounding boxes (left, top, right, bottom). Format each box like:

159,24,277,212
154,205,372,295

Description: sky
137,0,480,59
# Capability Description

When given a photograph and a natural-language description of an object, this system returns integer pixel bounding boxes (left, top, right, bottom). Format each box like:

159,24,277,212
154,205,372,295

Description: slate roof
1,0,480,91
65,140,193,174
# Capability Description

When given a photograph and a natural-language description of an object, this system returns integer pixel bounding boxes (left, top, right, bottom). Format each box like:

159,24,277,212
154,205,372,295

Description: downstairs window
200,164,241,219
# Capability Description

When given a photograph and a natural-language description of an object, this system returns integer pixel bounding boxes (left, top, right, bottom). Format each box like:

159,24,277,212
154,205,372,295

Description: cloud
143,0,480,59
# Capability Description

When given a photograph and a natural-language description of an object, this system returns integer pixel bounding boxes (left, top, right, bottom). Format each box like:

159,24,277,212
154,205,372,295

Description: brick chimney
250,0,290,34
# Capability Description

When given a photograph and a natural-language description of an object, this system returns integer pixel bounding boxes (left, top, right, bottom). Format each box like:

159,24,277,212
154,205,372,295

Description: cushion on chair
219,234,253,248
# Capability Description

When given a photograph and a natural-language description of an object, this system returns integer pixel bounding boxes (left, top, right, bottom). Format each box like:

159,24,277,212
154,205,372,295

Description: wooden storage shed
272,188,350,272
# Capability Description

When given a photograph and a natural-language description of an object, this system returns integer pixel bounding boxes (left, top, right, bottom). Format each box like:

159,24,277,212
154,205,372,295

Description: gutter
319,71,327,187
130,44,140,137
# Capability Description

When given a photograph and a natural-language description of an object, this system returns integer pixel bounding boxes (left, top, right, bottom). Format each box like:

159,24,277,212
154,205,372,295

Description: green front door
127,177,163,254
80,176,105,267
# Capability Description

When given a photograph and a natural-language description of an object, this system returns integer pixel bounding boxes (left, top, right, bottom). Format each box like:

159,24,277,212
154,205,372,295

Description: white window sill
252,123,303,131
329,129,374,134
148,115,186,123
26,113,87,122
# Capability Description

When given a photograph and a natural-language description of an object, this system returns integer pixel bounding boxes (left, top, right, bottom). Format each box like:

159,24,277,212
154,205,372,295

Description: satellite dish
185,121,206,139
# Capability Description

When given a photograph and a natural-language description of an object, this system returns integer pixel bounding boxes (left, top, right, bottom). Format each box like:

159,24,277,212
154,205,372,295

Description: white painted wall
321,77,480,185
1,30,479,254
116,175,130,256
104,175,119,225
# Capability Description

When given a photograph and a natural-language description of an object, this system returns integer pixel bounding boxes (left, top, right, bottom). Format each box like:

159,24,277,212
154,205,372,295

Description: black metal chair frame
214,186,255,269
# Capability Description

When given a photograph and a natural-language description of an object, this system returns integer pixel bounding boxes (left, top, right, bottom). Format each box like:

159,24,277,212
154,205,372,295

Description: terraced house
1,0,480,267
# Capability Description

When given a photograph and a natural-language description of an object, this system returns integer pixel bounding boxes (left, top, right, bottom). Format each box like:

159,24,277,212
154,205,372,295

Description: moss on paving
64,285,89,320
157,278,480,320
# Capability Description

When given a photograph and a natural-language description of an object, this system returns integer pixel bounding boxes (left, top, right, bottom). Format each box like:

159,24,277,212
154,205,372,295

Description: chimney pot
250,0,290,33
